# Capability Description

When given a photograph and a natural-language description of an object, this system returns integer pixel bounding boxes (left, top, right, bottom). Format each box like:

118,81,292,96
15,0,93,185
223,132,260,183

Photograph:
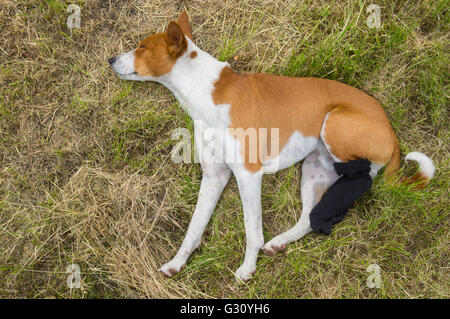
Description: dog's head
109,11,193,81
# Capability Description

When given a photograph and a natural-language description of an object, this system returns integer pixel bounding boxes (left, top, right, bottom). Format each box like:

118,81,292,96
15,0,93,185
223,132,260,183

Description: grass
0,0,448,298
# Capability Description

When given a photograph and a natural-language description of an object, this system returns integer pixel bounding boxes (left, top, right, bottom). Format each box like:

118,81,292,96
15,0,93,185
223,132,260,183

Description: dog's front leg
233,169,264,282
159,162,231,278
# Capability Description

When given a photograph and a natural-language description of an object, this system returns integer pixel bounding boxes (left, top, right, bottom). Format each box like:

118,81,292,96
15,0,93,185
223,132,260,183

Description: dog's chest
192,104,232,164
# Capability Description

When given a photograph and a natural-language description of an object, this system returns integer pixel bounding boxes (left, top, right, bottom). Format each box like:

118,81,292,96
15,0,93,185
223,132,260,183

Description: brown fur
321,104,395,164
401,171,430,189
176,10,193,40
134,18,188,77
212,67,397,173
134,33,177,77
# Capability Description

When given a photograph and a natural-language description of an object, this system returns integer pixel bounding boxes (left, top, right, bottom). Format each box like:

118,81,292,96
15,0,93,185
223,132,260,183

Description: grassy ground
0,0,448,298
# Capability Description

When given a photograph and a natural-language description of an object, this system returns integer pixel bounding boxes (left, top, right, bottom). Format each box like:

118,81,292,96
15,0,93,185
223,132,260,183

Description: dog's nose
108,56,117,65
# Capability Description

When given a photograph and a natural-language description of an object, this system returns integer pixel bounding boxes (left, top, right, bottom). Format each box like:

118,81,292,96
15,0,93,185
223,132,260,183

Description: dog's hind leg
262,148,339,256
309,158,373,235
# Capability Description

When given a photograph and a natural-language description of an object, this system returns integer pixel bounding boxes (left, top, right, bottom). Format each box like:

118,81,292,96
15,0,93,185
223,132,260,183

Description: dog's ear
176,10,193,40
166,21,187,57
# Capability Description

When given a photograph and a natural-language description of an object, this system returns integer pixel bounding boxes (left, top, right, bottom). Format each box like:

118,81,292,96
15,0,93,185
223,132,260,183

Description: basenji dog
109,11,435,282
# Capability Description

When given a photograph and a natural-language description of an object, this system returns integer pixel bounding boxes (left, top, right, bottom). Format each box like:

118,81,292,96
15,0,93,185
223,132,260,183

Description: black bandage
309,159,372,235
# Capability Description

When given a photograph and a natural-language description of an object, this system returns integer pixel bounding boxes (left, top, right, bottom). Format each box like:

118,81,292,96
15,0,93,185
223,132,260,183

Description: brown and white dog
109,11,435,282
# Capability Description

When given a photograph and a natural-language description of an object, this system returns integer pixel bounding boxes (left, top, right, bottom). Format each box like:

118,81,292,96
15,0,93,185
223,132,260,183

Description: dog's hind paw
158,259,186,278
262,239,286,256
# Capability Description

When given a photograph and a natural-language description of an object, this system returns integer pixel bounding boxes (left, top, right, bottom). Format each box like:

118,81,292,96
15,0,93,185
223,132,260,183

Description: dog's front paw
158,258,186,278
235,263,256,283
262,237,287,256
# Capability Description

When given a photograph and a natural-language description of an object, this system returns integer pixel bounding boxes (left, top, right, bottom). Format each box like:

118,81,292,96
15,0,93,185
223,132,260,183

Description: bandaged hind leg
309,158,373,235
262,149,339,255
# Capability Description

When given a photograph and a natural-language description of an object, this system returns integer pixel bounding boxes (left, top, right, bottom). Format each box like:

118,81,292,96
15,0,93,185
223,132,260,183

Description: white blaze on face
109,50,136,78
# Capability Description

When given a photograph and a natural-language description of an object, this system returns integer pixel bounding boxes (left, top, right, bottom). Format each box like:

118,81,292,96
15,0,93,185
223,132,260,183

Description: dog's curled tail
384,139,435,189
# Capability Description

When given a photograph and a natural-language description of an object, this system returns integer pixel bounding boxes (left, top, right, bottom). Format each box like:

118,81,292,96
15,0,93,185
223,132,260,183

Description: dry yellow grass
0,0,448,298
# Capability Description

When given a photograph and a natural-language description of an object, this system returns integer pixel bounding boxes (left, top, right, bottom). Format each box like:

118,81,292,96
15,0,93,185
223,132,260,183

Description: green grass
0,0,448,298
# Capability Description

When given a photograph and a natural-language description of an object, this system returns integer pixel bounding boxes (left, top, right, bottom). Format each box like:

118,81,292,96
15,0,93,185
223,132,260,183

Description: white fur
405,151,436,179
320,112,343,163
369,163,384,179
228,166,264,282
262,131,318,173
110,50,136,76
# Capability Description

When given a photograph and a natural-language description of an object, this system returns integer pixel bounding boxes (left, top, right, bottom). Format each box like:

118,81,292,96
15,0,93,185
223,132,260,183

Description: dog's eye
138,44,146,49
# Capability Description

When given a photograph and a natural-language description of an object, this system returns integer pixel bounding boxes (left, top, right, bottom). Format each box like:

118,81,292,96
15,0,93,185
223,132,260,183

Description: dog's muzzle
108,51,137,76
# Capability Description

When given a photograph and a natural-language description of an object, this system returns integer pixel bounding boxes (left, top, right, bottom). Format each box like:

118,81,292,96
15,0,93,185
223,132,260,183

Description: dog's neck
157,39,231,127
